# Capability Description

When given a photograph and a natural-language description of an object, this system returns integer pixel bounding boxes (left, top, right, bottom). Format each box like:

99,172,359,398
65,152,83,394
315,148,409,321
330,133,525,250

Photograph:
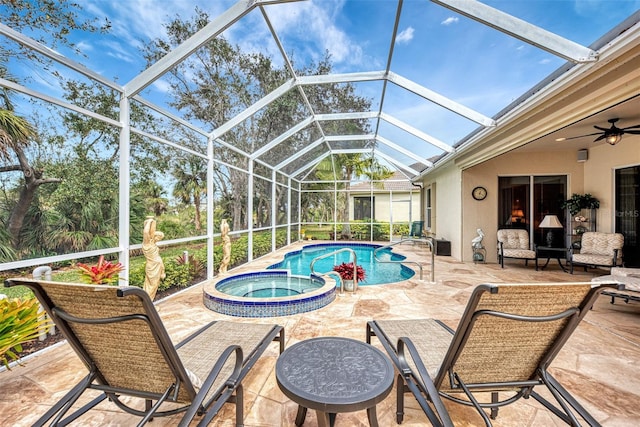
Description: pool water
204,271,335,317
216,274,323,297
268,243,414,285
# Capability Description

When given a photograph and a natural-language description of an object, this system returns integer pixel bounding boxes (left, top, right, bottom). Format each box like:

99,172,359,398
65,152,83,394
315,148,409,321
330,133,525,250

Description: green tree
142,9,297,232
315,153,393,238
0,1,111,255
172,155,207,232
0,0,110,61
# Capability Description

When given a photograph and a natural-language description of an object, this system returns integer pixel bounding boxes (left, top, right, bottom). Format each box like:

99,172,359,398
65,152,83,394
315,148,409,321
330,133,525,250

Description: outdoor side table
276,336,394,427
536,246,569,272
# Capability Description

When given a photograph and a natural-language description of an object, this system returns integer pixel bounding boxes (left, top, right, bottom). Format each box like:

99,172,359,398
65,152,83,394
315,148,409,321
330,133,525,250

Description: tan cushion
611,267,640,278
502,249,536,259
497,229,531,250
579,232,624,256
572,254,615,267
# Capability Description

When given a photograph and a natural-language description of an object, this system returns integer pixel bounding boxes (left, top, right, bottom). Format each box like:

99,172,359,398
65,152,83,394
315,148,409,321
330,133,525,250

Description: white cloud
396,27,414,45
265,1,362,66
441,17,459,26
539,58,552,65
76,41,93,53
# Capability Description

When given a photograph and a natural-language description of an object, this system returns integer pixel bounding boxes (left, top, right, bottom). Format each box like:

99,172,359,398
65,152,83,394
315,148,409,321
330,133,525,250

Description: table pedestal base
295,405,379,427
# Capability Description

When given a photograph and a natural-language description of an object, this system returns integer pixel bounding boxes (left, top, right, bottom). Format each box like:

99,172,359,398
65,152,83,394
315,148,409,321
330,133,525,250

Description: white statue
471,228,485,249
219,219,231,274
142,216,165,300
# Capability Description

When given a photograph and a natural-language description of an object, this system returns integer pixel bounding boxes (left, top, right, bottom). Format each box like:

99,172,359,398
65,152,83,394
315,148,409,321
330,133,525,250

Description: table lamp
539,214,563,247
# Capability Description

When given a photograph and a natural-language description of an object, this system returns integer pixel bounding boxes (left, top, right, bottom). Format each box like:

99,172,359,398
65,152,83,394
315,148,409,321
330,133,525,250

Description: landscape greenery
0,1,396,357
0,1,392,264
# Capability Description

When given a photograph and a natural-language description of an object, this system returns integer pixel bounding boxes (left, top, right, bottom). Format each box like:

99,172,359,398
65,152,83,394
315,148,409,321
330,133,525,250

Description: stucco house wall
461,150,586,263
421,162,463,259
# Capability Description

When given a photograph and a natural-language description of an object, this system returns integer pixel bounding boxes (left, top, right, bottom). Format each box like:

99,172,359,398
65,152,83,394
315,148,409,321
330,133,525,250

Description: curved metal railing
373,238,435,283
310,247,357,295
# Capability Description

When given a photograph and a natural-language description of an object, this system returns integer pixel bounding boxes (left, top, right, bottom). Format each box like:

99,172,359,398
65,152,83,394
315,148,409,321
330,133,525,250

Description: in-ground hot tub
203,270,336,317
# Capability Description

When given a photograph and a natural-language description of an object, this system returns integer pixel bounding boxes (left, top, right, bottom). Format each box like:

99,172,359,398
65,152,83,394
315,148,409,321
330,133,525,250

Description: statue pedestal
473,247,486,264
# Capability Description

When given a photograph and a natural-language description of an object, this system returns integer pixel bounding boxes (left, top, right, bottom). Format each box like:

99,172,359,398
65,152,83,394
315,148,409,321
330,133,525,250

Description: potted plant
561,193,600,216
76,255,124,285
333,262,365,291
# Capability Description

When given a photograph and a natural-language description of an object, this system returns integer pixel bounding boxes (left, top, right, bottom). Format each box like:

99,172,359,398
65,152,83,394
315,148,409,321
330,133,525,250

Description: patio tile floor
2,241,639,426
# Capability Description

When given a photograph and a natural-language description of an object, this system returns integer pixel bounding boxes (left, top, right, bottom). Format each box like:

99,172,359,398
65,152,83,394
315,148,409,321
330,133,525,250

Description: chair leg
235,383,244,427
396,374,405,424
490,392,499,420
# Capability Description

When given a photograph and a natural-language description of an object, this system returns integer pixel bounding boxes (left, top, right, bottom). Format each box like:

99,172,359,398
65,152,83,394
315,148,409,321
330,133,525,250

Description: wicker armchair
569,231,624,274
497,229,537,269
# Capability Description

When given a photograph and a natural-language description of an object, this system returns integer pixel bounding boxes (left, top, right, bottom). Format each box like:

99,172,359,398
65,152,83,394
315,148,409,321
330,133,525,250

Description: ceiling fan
556,118,640,145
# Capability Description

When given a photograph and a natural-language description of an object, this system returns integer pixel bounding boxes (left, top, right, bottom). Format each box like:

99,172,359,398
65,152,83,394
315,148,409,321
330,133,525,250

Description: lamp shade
539,214,563,228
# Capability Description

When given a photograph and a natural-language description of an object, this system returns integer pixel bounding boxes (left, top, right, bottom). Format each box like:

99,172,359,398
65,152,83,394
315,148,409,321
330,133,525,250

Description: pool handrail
373,238,435,283
309,248,358,294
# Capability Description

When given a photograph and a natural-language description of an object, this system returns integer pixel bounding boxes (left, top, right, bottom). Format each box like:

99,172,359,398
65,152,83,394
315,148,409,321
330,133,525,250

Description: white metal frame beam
376,135,433,167
387,72,495,127
432,0,598,63
274,137,325,170
125,0,256,96
380,112,454,153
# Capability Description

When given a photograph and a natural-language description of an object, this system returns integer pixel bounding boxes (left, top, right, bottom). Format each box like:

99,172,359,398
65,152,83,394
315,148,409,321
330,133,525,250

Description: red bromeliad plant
332,262,365,282
76,255,124,285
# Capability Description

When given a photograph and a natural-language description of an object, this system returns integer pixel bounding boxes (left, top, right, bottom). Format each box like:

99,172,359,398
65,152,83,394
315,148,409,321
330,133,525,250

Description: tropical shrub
162,260,192,289
76,255,124,285
333,262,366,281
0,297,51,369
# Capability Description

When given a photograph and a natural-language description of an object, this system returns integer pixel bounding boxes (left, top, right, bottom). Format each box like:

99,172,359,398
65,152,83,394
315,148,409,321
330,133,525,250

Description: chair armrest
613,248,620,266
179,344,243,427
397,337,453,427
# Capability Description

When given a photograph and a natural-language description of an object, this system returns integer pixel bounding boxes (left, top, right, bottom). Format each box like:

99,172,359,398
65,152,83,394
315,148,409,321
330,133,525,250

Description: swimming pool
268,243,414,285
203,271,336,317
216,272,324,297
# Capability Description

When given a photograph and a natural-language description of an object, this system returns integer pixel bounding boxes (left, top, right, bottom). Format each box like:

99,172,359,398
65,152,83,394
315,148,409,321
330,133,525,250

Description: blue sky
5,0,640,163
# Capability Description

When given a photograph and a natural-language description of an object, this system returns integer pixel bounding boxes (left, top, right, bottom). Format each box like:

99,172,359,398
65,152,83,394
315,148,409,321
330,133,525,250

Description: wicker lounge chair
366,281,619,426
4,278,284,427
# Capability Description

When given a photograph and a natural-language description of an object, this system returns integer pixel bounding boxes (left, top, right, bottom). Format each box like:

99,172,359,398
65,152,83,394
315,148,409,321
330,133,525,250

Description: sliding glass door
499,175,567,247
616,165,640,267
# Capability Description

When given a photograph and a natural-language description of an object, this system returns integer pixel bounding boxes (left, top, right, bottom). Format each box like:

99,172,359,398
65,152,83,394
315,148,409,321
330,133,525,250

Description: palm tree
172,157,207,232
315,152,393,238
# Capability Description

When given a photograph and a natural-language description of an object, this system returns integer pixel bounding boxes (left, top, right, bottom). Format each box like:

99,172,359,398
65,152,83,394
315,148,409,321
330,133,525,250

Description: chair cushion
572,253,614,266
502,249,536,259
579,232,624,256
497,229,531,250
611,267,640,278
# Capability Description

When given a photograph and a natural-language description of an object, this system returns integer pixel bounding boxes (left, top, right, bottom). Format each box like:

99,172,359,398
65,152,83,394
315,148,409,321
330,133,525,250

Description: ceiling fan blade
623,129,640,135
593,134,607,142
560,132,602,141
593,125,611,132
621,124,640,130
